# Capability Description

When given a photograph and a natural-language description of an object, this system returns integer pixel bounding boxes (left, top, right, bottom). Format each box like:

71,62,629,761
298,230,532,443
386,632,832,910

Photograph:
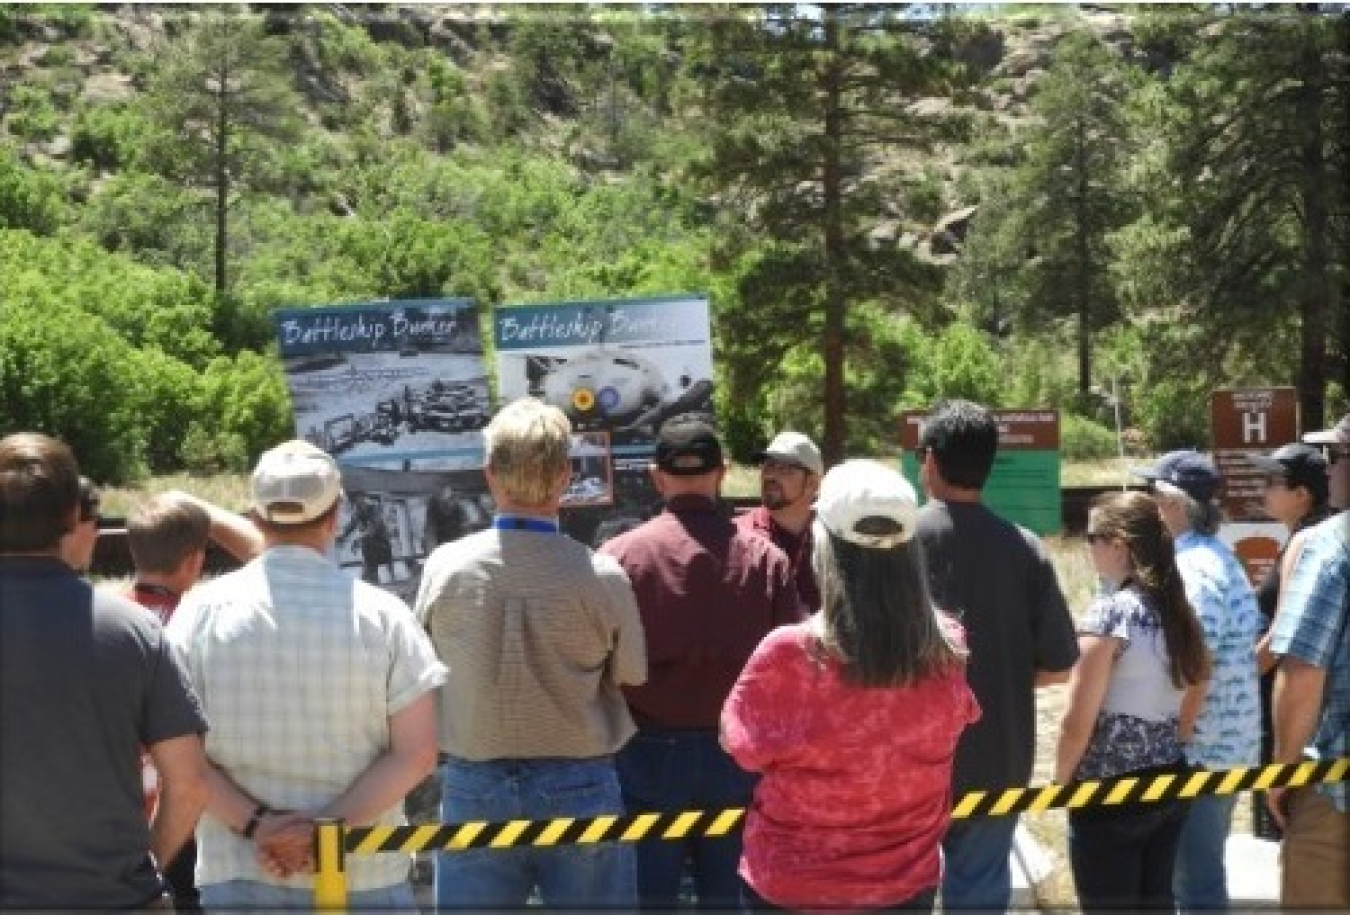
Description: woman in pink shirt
722,459,981,911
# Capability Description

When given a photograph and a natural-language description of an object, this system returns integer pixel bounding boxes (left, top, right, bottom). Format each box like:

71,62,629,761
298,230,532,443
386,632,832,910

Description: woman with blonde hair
1056,490,1210,913
721,460,980,912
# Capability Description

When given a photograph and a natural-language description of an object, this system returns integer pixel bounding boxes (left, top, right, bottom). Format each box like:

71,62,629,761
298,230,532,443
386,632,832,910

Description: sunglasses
914,444,930,461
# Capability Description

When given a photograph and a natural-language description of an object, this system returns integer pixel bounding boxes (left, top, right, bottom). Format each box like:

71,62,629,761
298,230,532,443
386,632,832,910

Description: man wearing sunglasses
737,431,824,612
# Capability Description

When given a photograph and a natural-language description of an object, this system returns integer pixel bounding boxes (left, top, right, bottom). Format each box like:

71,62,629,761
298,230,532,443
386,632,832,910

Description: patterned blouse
1075,584,1187,781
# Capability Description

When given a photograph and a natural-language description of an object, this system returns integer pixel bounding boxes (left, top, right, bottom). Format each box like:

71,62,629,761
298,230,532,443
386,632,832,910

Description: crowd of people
1,400,1346,912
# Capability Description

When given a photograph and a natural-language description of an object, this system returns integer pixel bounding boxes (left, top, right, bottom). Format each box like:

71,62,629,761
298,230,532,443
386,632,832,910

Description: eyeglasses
762,458,806,477
1085,532,1109,545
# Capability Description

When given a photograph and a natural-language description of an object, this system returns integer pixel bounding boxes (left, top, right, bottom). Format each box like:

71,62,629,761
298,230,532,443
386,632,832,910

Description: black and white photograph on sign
275,300,490,468
495,296,715,544
510,348,715,446
334,462,493,603
561,430,614,508
496,297,715,448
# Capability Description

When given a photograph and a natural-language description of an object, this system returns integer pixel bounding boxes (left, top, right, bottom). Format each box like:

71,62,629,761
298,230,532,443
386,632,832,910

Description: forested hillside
1,3,1346,482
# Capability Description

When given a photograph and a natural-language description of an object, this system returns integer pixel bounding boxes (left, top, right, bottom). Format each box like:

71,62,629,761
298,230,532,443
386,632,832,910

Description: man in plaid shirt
1268,490,1348,907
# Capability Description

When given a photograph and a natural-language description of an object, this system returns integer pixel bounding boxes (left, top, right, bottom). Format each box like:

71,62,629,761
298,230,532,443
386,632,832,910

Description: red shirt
722,622,981,909
734,506,821,613
601,494,805,728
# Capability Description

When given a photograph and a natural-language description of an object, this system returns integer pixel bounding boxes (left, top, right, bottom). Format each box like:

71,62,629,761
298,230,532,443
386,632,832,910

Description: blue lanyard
492,515,560,534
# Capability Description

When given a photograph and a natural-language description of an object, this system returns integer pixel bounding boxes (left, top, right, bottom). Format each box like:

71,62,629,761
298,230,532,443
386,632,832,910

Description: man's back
1,556,205,907
416,526,645,760
915,500,1077,793
602,495,802,728
169,546,443,889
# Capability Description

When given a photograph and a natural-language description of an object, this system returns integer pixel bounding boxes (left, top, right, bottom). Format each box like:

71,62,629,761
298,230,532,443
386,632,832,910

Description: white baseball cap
1304,413,1350,446
754,431,824,476
815,459,919,550
251,440,342,525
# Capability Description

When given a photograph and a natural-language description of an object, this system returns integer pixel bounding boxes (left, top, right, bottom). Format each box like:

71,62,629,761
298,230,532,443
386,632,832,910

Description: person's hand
254,812,314,878
1265,786,1290,830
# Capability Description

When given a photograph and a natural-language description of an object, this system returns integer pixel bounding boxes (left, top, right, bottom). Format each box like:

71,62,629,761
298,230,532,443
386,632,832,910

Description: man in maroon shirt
601,418,804,909
735,431,823,613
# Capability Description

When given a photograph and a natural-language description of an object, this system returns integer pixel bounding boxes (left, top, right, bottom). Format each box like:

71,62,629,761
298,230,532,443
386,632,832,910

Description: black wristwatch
241,803,272,840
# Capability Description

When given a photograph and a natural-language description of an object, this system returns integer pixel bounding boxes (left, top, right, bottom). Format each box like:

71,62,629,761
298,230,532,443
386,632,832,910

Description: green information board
898,409,1062,536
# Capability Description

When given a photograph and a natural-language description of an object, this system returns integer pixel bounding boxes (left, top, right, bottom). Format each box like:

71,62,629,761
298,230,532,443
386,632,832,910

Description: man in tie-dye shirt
1136,450,1262,911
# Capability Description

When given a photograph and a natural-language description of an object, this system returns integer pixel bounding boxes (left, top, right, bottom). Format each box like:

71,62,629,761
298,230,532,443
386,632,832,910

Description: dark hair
1090,491,1210,688
811,524,966,687
0,433,81,552
920,399,999,491
128,495,211,576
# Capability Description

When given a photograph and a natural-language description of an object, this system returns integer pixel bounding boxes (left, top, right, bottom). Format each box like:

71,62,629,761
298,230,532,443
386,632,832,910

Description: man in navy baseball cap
1131,449,1222,502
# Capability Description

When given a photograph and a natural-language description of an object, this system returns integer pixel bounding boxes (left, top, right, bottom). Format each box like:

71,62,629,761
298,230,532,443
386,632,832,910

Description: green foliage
5,84,61,142
902,322,1003,408
1061,414,1119,460
0,299,147,481
0,149,67,234
189,351,292,472
71,103,149,172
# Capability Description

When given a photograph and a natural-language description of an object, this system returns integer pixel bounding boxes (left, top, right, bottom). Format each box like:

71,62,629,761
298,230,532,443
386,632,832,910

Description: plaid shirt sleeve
1270,521,1350,669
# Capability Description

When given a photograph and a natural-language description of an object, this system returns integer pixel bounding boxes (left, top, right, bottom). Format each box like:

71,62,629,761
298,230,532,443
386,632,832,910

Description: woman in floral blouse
721,460,980,912
1056,490,1210,913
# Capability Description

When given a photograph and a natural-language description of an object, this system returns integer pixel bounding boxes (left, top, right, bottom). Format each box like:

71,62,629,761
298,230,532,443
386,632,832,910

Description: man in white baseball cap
1303,413,1350,510
165,439,446,908
737,431,824,611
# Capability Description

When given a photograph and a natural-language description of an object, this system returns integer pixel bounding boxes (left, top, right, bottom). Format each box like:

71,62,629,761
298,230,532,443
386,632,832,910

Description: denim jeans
200,879,415,911
939,815,1020,910
1173,793,1237,910
740,877,937,912
616,727,757,909
1068,798,1188,914
434,756,636,909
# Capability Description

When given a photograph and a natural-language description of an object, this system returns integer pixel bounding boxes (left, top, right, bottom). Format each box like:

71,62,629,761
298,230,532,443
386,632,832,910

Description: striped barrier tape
311,756,1348,906
348,756,1348,854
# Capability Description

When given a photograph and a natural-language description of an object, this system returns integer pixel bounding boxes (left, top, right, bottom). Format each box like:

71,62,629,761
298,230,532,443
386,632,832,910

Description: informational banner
1210,387,1299,522
1210,386,1299,585
495,294,715,545
899,409,1061,535
274,299,492,601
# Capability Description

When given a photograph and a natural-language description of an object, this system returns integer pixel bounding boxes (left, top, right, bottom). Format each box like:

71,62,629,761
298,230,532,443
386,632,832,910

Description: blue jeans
1069,799,1188,914
616,727,757,909
200,879,415,911
1174,793,1238,910
434,756,635,909
940,815,1020,910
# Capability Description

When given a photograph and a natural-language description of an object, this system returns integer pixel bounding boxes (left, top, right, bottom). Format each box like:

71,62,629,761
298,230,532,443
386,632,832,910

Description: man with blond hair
167,440,446,908
415,397,647,909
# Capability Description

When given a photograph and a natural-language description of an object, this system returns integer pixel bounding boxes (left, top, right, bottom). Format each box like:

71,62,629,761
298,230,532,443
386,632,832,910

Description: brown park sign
1210,387,1299,523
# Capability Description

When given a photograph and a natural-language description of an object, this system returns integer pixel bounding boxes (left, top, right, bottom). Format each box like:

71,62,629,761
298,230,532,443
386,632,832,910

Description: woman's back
1074,584,1186,782
722,621,980,908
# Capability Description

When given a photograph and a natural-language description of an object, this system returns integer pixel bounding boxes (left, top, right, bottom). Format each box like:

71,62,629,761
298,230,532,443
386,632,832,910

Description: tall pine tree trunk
821,10,846,467
214,53,230,296
1296,32,1329,429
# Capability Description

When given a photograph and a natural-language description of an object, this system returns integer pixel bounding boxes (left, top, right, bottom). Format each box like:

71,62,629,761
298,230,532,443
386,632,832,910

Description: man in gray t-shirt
0,432,209,909
912,401,1079,911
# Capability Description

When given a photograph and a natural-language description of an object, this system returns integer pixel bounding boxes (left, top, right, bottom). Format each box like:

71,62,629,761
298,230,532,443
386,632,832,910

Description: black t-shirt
915,500,1079,794
1,556,207,908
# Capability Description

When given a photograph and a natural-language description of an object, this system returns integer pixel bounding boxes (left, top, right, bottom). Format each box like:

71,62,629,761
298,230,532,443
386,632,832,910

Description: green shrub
1061,414,1120,460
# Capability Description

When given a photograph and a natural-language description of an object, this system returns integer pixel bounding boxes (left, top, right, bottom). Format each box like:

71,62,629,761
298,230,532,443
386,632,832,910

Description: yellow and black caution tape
344,757,1349,854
